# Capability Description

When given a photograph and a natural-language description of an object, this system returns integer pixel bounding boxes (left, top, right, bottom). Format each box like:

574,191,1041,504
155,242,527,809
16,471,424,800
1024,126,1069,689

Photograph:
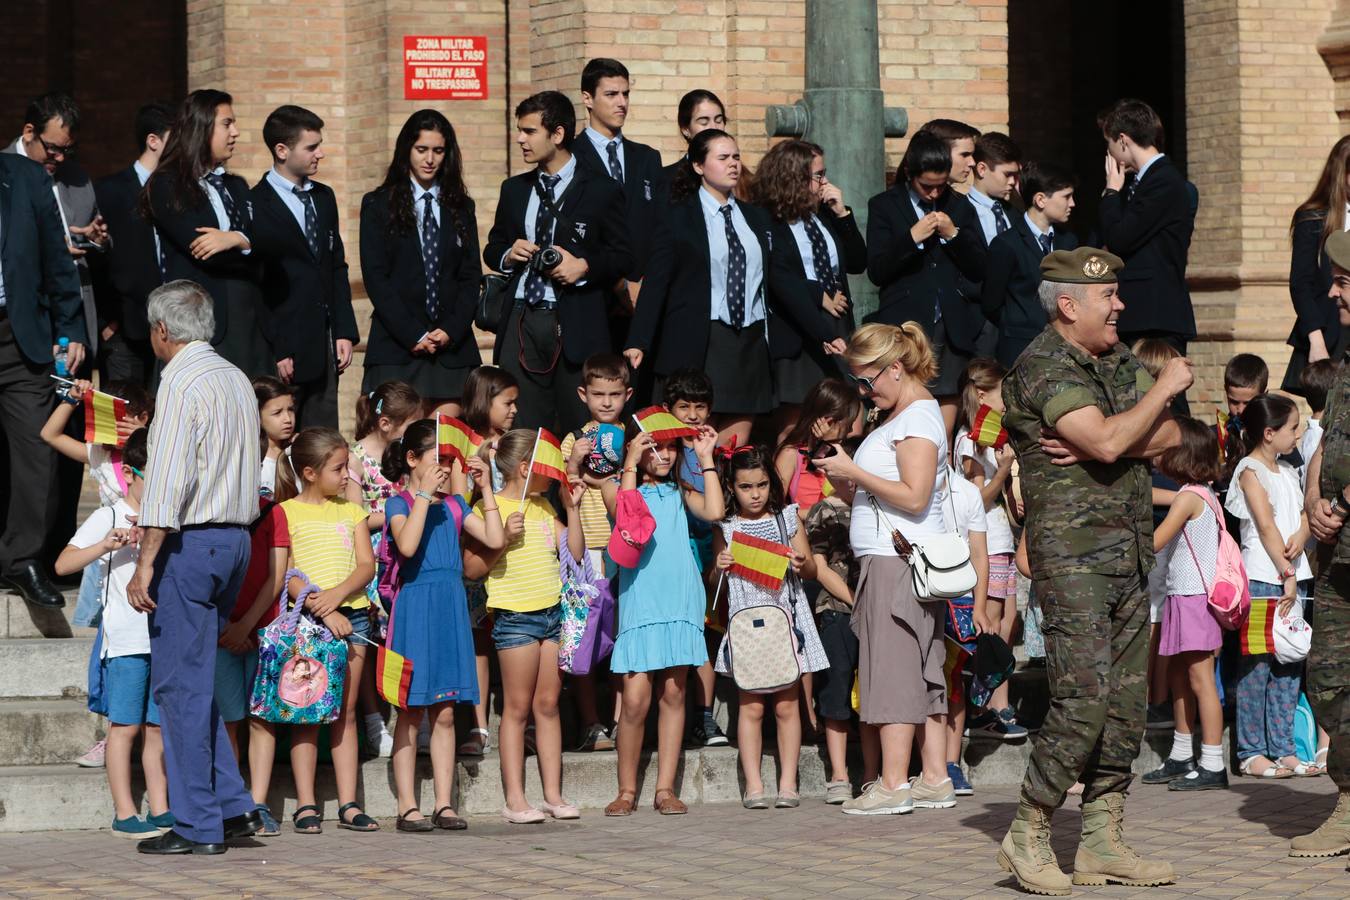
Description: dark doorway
1008,0,1186,241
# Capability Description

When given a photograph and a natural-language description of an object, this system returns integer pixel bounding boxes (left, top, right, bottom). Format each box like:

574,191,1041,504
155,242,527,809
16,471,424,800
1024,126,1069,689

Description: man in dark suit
484,91,632,434
93,103,173,386
0,152,86,608
982,162,1080,369
249,105,358,429
1099,98,1197,357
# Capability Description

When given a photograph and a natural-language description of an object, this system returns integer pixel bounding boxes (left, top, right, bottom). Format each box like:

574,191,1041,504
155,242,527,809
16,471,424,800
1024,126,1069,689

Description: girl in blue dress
601,426,723,816
381,419,505,831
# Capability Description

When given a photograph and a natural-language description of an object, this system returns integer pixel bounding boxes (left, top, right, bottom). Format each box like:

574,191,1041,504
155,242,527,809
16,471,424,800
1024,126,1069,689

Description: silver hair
146,280,215,343
1037,280,1090,317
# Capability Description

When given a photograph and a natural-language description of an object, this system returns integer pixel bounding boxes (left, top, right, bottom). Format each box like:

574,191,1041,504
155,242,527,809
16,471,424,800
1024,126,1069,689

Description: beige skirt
850,554,947,725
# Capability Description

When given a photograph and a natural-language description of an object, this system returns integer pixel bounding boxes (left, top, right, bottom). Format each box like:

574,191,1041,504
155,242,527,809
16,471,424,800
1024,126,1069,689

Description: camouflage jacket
1318,360,1350,564
1002,326,1155,578
805,496,857,615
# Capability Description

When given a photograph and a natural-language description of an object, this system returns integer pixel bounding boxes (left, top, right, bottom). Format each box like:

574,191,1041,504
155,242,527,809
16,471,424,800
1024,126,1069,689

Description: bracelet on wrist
701,466,718,474
414,490,435,502
482,504,499,512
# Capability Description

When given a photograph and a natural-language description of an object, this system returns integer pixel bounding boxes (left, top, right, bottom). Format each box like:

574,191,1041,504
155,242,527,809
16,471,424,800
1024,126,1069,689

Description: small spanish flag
1240,597,1277,656
529,428,569,488
970,404,1008,450
84,390,129,447
375,644,413,708
436,414,482,467
634,405,699,441
729,531,791,591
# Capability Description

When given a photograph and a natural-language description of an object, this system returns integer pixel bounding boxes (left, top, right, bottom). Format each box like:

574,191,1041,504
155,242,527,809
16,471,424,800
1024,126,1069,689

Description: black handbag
476,181,579,333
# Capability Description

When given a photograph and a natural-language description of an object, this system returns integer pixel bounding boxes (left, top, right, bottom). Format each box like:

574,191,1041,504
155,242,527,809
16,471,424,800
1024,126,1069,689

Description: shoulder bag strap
1177,487,1213,595
866,493,914,557
533,180,579,240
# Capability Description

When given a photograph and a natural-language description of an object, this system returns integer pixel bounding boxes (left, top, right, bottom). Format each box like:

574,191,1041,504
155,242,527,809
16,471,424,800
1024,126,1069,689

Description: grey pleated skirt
850,554,947,725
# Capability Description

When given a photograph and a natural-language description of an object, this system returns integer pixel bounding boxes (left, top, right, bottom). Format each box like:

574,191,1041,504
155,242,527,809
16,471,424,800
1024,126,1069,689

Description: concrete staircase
0,589,1225,833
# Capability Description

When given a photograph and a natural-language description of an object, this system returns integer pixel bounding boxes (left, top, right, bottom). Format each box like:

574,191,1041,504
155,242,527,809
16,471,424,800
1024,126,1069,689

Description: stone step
0,699,102,767
0,592,93,639
0,638,93,699
0,724,1232,833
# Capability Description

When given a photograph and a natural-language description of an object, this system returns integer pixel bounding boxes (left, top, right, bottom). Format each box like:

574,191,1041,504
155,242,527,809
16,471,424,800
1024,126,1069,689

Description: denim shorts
105,654,160,726
491,604,562,651
213,647,259,722
340,605,372,641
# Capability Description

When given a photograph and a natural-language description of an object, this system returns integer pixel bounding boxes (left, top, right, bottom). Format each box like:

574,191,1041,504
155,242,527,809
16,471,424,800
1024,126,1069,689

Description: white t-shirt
953,428,1015,555
850,398,950,556
949,472,988,542
87,444,127,507
259,456,278,499
1224,457,1312,584
68,500,148,658
1299,418,1322,490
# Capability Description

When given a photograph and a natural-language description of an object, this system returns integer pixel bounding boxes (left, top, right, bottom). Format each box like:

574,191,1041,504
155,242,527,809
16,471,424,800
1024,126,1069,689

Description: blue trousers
147,526,252,844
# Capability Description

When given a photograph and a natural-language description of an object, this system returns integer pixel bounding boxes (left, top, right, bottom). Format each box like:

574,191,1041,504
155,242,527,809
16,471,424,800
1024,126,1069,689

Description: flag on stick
633,405,699,441
375,645,413,708
436,414,482,467
84,390,129,447
970,404,1008,450
520,428,570,501
1240,597,1276,656
729,531,791,591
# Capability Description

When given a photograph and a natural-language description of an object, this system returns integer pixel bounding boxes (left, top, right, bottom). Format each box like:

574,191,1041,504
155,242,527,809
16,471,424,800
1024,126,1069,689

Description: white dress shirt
583,127,625,181
200,166,249,254
788,214,839,282
509,155,578,304
699,187,765,327
266,167,312,235
965,185,1005,246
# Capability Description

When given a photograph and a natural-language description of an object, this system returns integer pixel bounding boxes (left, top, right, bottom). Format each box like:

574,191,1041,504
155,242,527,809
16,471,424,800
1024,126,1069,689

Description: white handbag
868,466,976,601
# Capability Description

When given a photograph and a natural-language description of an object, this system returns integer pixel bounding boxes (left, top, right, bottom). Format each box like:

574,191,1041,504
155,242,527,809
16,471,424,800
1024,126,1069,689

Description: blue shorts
105,654,160,726
213,647,259,723
492,604,562,651
340,606,372,641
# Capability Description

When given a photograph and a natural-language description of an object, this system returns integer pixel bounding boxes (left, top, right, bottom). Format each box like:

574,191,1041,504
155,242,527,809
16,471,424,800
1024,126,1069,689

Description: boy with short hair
966,132,1022,247
563,352,634,751
1299,359,1337,486
917,118,981,186
663,368,730,747
1225,352,1269,418
55,429,173,840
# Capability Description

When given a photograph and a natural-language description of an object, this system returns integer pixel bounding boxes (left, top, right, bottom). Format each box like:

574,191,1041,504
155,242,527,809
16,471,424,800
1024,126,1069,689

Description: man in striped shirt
126,280,263,854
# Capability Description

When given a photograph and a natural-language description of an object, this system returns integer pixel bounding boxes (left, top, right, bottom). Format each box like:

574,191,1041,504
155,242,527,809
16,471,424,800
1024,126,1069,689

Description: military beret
1040,246,1125,284
1326,230,1350,271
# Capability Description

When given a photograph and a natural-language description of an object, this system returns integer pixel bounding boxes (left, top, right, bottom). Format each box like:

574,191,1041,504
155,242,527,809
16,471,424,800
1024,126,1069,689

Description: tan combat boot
1072,792,1175,887
1289,790,1350,858
997,798,1072,896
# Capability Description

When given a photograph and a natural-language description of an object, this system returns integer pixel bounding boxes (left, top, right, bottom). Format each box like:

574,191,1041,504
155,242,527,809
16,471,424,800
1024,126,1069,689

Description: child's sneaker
947,763,974,796
575,723,615,752
825,780,853,804
971,708,1029,741
75,739,107,768
146,810,176,831
364,714,393,758
690,717,729,747
254,804,281,836
112,815,159,840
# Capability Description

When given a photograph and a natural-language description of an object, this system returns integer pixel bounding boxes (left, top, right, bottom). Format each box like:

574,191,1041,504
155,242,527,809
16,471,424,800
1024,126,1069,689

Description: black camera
528,246,563,273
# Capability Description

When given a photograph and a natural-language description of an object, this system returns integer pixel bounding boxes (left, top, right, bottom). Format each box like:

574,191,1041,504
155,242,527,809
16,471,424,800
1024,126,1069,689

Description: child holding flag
602,425,723,816
468,428,586,824
380,419,504,831
712,445,825,809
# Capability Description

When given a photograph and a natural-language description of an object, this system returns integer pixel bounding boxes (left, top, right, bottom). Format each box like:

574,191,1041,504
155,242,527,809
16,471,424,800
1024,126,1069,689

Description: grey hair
1037,280,1090,317
146,280,215,343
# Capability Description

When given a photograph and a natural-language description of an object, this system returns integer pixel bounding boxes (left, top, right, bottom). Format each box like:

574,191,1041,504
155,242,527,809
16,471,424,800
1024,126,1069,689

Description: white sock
1170,730,1193,762
1199,743,1224,773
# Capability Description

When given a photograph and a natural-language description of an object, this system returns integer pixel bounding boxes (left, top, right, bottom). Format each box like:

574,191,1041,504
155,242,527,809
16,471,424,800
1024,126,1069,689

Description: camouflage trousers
1022,570,1148,808
1310,561,1350,789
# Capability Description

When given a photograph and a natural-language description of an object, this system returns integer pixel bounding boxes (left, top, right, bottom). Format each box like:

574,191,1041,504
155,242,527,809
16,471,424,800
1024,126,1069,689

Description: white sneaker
364,716,393,758
75,739,107,768
841,779,912,815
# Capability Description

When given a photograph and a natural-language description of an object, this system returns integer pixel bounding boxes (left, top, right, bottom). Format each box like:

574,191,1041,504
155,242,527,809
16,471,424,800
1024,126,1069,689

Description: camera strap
533,179,579,245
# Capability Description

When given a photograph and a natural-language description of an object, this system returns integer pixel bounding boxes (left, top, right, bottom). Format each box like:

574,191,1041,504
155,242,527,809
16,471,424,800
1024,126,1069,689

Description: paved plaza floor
0,778,1345,898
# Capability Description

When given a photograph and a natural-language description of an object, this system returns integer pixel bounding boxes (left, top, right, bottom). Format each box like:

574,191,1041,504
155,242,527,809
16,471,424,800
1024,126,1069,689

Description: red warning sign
403,36,487,100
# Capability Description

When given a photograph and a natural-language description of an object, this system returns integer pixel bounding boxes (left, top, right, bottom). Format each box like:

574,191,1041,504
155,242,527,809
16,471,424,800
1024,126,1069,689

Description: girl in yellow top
467,429,585,824
277,428,377,835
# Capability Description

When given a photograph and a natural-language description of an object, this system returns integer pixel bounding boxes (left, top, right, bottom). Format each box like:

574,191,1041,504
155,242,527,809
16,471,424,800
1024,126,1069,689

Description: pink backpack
376,490,464,605
1178,485,1251,630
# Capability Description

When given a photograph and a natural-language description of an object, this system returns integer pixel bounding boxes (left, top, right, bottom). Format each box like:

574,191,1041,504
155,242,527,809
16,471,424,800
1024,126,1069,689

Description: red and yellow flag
375,645,413,708
436,414,482,467
971,404,1008,450
84,390,129,447
530,428,569,488
1240,597,1277,656
729,531,790,591
634,405,699,441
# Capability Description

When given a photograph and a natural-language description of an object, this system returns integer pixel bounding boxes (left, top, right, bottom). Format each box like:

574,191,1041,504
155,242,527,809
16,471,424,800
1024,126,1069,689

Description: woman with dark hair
625,129,814,446
661,90,727,185
752,140,867,424
142,89,271,377
865,130,986,436
359,109,480,415
1282,135,1350,393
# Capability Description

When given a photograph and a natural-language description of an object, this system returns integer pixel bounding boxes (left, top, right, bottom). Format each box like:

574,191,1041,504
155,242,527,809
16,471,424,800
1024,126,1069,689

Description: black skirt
700,320,775,415
774,346,849,405
361,358,476,401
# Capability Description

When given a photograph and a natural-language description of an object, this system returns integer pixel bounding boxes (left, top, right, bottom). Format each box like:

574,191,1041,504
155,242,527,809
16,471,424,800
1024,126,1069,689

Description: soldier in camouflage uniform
997,247,1192,894
1296,229,1350,864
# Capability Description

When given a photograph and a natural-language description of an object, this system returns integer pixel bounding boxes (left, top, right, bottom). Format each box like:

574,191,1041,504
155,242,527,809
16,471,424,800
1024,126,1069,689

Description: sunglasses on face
39,137,76,158
846,369,883,396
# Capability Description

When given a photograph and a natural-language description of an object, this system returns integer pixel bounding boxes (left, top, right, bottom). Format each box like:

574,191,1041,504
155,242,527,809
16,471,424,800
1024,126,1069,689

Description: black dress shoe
223,808,263,840
137,830,226,855
1,562,65,609
1141,757,1195,784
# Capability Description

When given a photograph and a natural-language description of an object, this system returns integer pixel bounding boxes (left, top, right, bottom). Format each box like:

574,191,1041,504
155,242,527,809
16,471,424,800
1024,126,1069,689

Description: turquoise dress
611,482,709,673
384,494,479,706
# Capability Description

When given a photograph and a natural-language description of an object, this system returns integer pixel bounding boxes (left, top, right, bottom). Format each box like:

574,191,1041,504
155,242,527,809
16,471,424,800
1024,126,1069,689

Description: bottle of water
55,337,70,379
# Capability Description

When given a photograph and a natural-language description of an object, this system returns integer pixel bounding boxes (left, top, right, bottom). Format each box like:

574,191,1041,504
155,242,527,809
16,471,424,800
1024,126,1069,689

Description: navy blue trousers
147,526,253,843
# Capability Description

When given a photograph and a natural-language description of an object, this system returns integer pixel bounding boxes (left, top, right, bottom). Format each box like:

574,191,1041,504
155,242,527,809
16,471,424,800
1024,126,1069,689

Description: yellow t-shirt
475,495,561,612
280,497,370,609
561,424,619,550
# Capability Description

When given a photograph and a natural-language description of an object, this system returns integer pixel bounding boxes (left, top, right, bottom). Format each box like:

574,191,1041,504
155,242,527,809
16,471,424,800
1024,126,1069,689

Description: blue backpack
1294,693,1318,763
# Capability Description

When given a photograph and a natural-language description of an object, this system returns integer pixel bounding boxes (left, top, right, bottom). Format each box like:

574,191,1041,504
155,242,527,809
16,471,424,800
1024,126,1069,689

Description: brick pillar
1185,0,1340,408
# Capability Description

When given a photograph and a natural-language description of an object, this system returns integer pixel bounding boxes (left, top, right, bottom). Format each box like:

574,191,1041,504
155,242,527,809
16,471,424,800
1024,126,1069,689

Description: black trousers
0,317,58,571
293,340,340,431
98,330,157,390
1117,330,1190,416
497,303,586,435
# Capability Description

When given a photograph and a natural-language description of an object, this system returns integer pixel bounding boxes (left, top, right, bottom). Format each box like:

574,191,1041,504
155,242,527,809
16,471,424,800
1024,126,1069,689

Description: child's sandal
653,789,688,815
458,727,490,758
292,804,322,834
336,802,380,832
604,790,637,817
432,806,468,830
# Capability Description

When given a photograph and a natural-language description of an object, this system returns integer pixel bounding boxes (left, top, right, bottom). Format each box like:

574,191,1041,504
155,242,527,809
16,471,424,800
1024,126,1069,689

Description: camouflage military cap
1040,246,1124,284
1326,230,1350,271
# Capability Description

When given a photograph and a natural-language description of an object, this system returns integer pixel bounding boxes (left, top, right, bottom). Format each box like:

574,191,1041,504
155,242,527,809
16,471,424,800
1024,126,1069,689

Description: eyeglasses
38,137,76,158
846,370,882,396
810,170,828,184
129,466,145,480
